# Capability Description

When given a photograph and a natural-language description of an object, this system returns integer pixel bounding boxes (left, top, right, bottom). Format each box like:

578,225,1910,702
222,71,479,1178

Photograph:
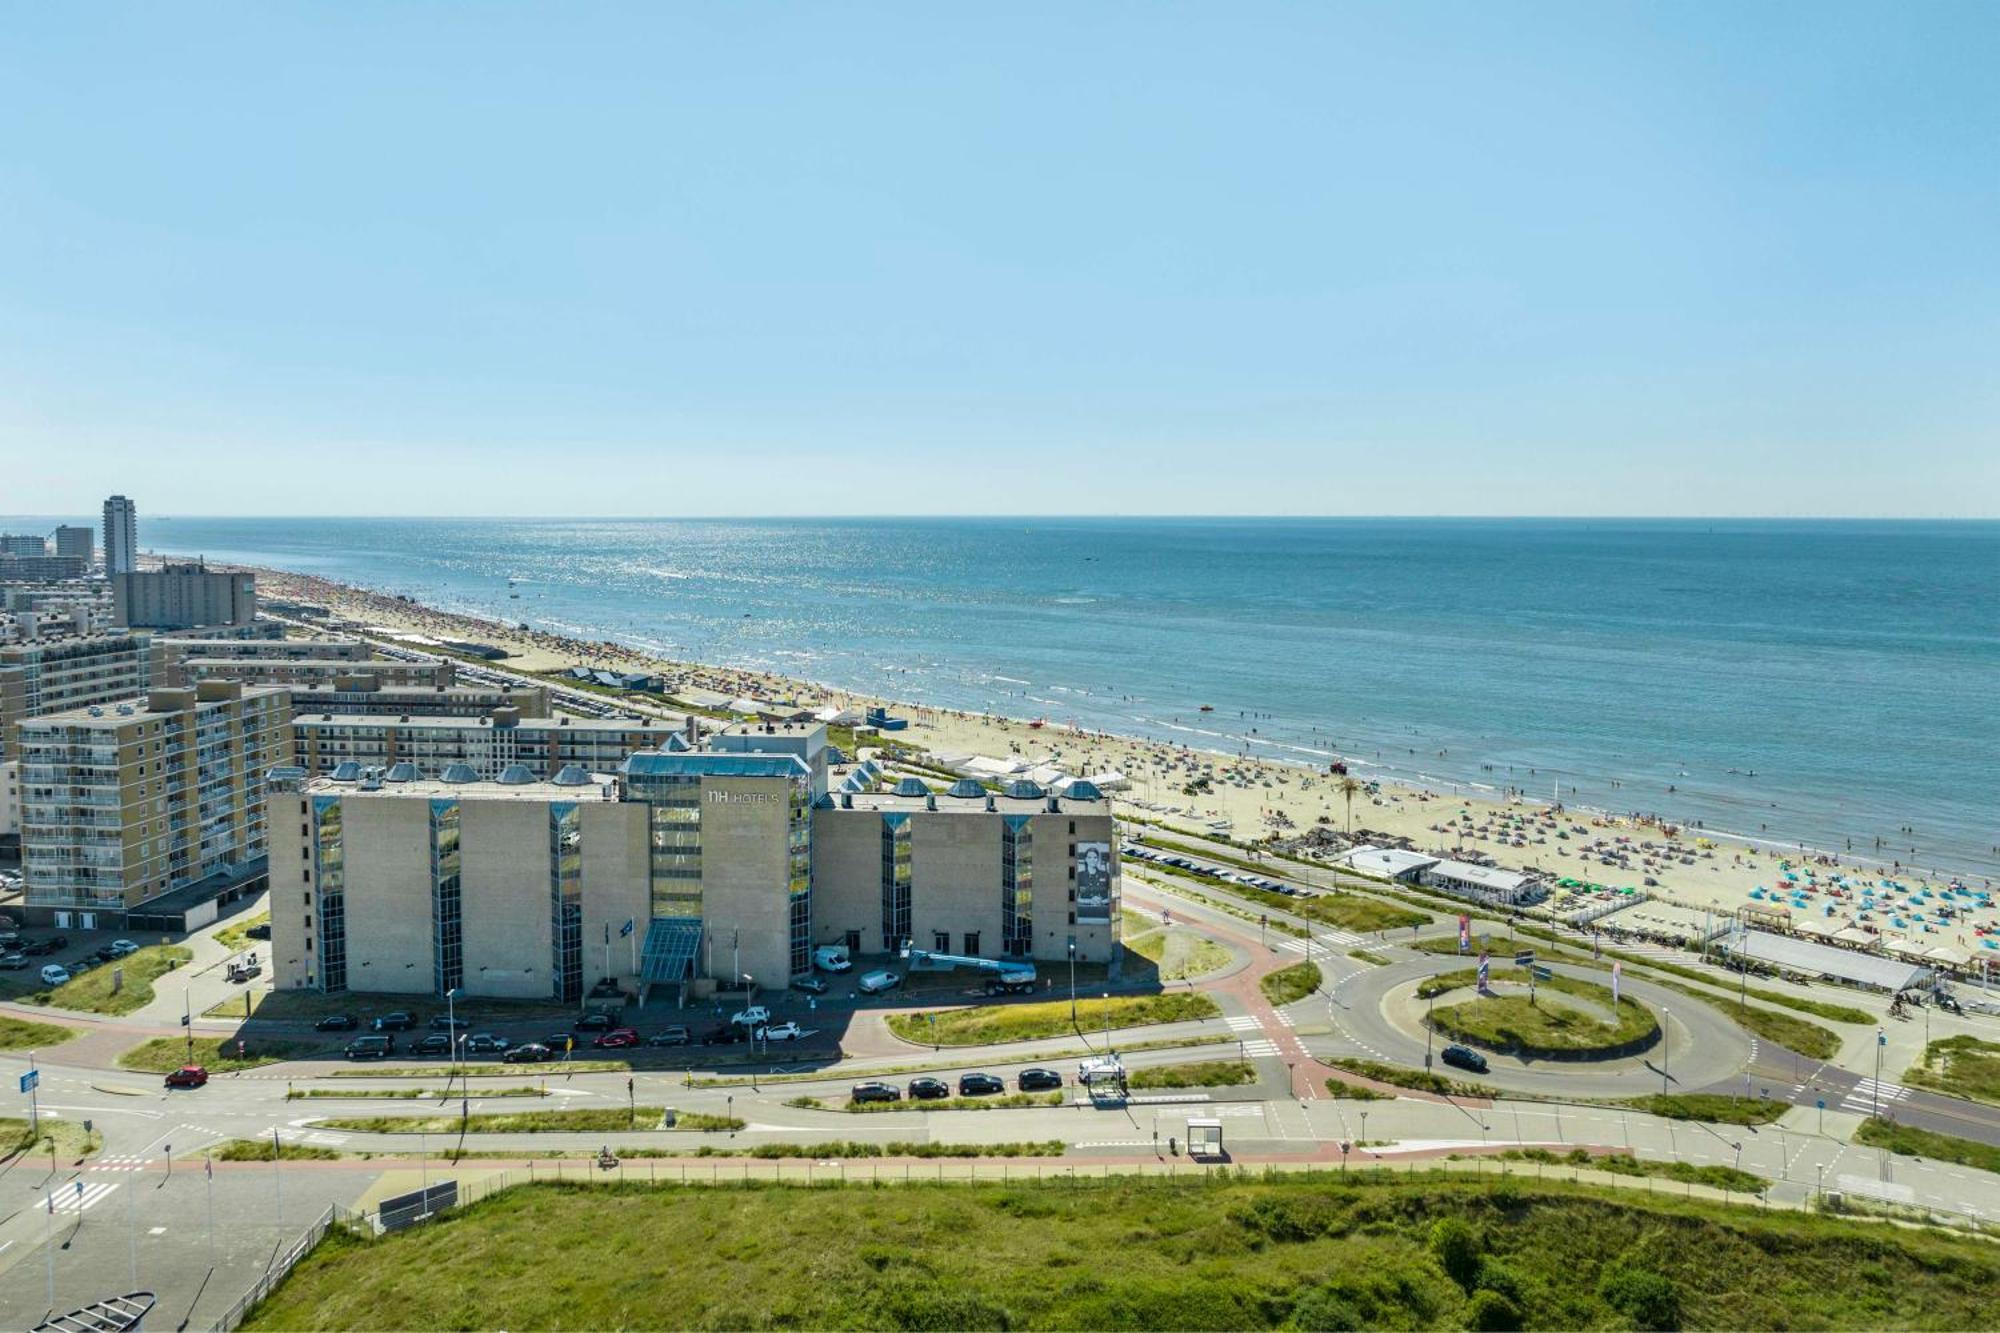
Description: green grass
1127,1060,1256,1089
1492,1147,1767,1195
1122,920,1234,981
700,1140,1066,1160
1259,960,1322,1006
808,1091,1066,1114
214,1139,342,1162
240,1174,2000,1331
1142,858,1426,934
1620,1093,1790,1125
1324,1079,1395,1100
1903,1035,2000,1106
215,912,270,954
1718,1001,1841,1061
1421,965,1658,1056
1348,949,1391,967
35,944,192,1015
0,1116,103,1161
0,1014,75,1051
118,1034,311,1073
1854,1116,2000,1176
310,1107,742,1134
884,992,1219,1046
1328,1057,1485,1099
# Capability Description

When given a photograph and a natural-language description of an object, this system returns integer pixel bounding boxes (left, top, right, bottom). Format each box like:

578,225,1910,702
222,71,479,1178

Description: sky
1,3,1995,518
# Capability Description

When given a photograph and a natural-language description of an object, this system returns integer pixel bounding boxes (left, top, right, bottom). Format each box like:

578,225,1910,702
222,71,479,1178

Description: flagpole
271,1126,283,1256
127,1154,138,1290
205,1152,216,1273
45,1190,55,1310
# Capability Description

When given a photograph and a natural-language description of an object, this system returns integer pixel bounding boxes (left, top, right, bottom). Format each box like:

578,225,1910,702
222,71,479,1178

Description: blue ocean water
24,514,1997,876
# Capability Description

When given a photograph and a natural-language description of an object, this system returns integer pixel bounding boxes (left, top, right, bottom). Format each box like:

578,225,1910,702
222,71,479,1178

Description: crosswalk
1274,1011,1296,1028
48,1181,119,1215
1240,1039,1280,1057
1842,1078,1909,1115
1277,930,1363,953
1223,1015,1260,1032
91,1154,149,1173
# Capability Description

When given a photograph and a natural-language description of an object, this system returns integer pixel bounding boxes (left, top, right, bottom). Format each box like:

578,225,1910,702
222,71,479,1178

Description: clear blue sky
2,3,1994,517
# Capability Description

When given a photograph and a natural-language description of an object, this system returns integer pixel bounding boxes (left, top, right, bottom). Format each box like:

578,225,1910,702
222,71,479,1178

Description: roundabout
1417,966,1660,1061
1327,948,1757,1099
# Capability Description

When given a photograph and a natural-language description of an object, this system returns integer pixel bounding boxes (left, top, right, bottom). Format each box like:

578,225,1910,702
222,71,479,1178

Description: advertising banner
1075,841,1113,923
1457,914,1470,953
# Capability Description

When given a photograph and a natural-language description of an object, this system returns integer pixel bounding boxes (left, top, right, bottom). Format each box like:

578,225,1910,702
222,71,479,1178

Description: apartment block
287,678,549,719
102,496,137,576
0,632,161,761
114,561,256,630
176,657,456,691
292,709,685,779
51,526,94,564
16,681,292,929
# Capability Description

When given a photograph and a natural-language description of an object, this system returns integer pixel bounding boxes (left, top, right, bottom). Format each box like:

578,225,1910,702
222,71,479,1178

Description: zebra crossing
1274,1011,1296,1028
1223,1015,1260,1032
48,1180,120,1215
1239,1039,1280,1057
90,1154,150,1173
1841,1078,1909,1115
1276,930,1363,954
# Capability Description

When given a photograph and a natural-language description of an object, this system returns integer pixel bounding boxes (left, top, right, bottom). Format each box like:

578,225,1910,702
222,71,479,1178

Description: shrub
1466,1288,1524,1331
1428,1216,1481,1292
1599,1262,1680,1331
1290,1286,1366,1331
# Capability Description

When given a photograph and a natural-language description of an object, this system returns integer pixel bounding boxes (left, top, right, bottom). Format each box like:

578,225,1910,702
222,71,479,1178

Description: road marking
1223,1015,1260,1031
1241,1039,1280,1057
52,1181,119,1215
1841,1079,1909,1114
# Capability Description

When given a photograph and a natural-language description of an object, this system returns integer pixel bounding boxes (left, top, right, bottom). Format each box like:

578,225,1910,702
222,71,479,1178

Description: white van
40,964,71,987
857,969,900,995
813,945,852,973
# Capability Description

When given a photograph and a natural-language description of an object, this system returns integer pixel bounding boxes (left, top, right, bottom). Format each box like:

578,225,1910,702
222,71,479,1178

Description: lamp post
1425,975,1436,1069
446,987,461,1087
1873,1028,1883,1118
1068,938,1077,1026
1661,1007,1670,1094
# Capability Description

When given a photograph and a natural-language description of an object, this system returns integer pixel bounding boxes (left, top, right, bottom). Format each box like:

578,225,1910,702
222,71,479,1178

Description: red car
593,1027,641,1049
165,1064,209,1089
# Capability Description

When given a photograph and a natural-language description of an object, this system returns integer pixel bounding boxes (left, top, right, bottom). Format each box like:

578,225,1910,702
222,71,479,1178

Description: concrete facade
0,632,160,761
114,562,257,631
292,711,681,778
102,496,137,576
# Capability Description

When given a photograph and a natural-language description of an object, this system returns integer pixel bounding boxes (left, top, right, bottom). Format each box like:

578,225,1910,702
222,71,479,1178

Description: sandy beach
240,561,1999,959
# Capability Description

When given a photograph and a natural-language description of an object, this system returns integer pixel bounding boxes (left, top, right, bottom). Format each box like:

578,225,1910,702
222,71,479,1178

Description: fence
212,1203,365,1332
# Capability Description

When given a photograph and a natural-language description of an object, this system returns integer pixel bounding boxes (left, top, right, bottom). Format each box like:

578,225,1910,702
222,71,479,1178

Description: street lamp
446,987,461,1083
1661,1007,1670,1094
1067,938,1077,1026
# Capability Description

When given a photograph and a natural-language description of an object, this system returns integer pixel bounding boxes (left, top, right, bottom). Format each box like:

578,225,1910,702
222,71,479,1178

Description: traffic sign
1514,951,1534,967
18,1069,36,1094
1532,965,1553,981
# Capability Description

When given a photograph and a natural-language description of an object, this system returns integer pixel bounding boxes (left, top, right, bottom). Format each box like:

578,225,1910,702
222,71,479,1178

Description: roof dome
552,764,593,786
329,761,362,782
1004,780,1045,800
1065,780,1105,801
496,764,536,785
438,763,481,784
945,779,986,799
383,762,420,783
664,733,693,752
892,777,931,798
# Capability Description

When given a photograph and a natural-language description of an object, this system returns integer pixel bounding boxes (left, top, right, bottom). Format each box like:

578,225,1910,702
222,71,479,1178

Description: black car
23,936,65,957
791,977,828,995
246,923,272,940
698,1025,744,1046
315,1014,357,1032
374,1012,416,1031
851,1082,902,1104
1440,1044,1489,1074
648,1027,690,1047
546,1031,577,1052
957,1072,1005,1096
576,1011,617,1032
429,1014,470,1031
1018,1067,1063,1091
504,1043,554,1064
415,1033,452,1056
345,1035,393,1060
907,1077,950,1100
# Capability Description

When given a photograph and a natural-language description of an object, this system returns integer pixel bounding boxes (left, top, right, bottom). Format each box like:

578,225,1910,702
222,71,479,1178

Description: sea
17,515,1998,878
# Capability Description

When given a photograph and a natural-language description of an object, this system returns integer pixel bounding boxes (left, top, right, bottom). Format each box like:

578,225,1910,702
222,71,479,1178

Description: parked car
22,936,65,956
39,964,70,987
373,1012,416,1031
576,1011,618,1032
415,1033,452,1056
757,1021,806,1042
593,1027,642,1049
857,970,900,995
465,1033,509,1054
345,1035,393,1060
907,1077,950,1100
729,1005,770,1029
791,977,828,996
647,1026,690,1047
165,1064,209,1089
0,953,26,970
1018,1067,1064,1091
429,1013,470,1031
1440,1044,1489,1075
957,1072,1005,1096
107,939,139,958
503,1043,554,1064
850,1081,902,1104
699,1025,744,1046
545,1031,578,1052
315,1014,357,1031
246,922,272,940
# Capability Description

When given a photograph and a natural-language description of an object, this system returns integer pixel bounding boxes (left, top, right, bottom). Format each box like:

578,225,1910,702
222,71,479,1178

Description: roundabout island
1419,965,1660,1061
